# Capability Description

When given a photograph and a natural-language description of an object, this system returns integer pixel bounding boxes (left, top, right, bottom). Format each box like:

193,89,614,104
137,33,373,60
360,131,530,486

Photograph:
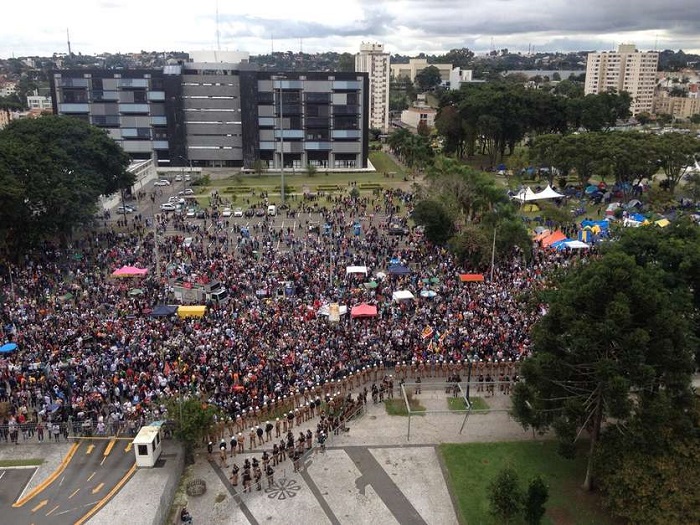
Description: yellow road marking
86,444,95,455
103,438,116,457
91,482,104,494
31,499,48,513
46,504,60,516
69,488,80,499
87,472,96,482
124,442,133,453
13,442,80,508
75,463,136,525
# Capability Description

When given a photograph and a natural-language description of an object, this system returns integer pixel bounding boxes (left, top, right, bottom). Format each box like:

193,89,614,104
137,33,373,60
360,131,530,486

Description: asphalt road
0,468,36,509
8,439,135,525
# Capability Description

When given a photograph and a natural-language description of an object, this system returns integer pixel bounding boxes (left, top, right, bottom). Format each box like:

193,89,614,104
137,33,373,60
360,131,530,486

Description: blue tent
387,264,411,275
0,342,18,353
150,305,178,317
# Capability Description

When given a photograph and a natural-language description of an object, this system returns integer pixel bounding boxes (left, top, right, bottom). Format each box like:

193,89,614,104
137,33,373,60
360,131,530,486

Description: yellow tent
177,305,207,318
655,218,670,228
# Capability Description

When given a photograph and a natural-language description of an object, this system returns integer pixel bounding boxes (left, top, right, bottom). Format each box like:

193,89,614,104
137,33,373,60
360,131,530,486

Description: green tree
0,115,133,256
415,65,442,91
655,132,700,192
594,393,700,525
512,244,695,491
411,199,454,244
487,467,523,524
306,163,318,177
523,476,549,525
252,159,266,176
166,397,219,464
690,113,700,124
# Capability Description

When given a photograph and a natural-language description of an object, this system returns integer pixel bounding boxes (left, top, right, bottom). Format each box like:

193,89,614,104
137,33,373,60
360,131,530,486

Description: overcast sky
2,0,699,59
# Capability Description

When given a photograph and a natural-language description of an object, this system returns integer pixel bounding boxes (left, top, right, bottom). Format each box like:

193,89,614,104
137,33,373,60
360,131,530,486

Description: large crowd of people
0,189,588,443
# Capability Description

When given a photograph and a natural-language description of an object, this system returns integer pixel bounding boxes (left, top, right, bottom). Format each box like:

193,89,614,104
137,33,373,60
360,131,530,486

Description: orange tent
541,230,567,247
459,273,485,282
533,230,551,242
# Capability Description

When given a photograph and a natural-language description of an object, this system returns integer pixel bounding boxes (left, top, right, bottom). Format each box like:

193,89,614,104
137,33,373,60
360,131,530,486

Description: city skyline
2,0,699,60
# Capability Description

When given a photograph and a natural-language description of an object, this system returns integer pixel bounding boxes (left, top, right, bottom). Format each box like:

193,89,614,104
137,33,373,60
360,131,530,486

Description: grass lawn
385,396,426,416
369,150,406,176
447,397,490,411
0,458,43,467
440,441,617,525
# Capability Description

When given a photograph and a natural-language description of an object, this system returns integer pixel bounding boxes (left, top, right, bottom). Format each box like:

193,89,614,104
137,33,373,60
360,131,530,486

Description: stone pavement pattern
0,384,530,525
177,390,527,525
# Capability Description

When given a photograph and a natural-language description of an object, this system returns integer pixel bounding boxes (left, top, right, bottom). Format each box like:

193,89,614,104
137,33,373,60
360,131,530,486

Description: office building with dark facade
50,59,369,170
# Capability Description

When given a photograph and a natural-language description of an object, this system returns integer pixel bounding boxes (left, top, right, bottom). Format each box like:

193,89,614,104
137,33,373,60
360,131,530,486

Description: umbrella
420,290,437,298
429,277,440,284
421,278,430,284
363,281,378,289
375,272,387,280
350,303,378,318
585,185,599,194
0,342,18,353
129,288,145,296
71,253,83,260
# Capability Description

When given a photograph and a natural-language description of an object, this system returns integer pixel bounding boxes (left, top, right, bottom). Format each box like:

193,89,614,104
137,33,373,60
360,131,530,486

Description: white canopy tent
317,304,348,316
392,290,415,302
563,240,590,249
512,186,537,203
531,185,564,200
346,265,368,276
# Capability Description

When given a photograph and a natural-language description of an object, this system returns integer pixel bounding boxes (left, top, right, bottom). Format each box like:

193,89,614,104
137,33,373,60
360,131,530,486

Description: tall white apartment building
585,44,659,116
355,42,390,132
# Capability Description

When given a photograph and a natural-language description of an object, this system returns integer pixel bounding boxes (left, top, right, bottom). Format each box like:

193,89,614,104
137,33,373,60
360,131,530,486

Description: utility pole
490,227,497,281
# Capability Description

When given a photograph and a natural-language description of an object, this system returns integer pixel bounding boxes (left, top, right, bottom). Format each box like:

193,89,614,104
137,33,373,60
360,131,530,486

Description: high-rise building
584,44,658,116
51,59,369,169
355,42,390,132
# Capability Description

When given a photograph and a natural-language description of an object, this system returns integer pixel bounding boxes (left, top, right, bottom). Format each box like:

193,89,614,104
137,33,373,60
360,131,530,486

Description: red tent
112,265,148,277
350,303,378,318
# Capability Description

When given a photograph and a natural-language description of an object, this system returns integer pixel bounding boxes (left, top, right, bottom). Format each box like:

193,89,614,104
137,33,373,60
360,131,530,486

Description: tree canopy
530,130,700,192
436,84,631,164
512,222,698,518
0,115,133,255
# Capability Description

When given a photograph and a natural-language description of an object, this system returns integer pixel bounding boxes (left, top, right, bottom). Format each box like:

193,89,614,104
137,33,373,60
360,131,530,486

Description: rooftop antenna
67,28,72,56
300,38,303,55
271,32,274,54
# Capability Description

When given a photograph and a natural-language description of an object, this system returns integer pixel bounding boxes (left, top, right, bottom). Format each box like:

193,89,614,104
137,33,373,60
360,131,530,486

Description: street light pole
490,226,497,282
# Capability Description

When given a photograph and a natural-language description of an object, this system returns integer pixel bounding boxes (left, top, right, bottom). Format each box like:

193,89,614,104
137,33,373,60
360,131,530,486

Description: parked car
117,205,136,214
255,208,265,217
178,188,195,196
195,209,206,219
244,208,255,218
154,179,171,186
222,207,232,217
160,203,176,212
184,174,191,182
233,207,243,217
186,207,196,218
168,197,185,204
175,175,183,182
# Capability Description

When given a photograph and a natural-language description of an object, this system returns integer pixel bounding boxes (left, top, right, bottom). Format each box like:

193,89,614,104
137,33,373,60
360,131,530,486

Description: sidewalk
0,381,531,525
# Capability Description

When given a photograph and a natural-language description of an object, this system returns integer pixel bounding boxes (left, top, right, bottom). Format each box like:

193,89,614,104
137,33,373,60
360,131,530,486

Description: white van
267,205,277,216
